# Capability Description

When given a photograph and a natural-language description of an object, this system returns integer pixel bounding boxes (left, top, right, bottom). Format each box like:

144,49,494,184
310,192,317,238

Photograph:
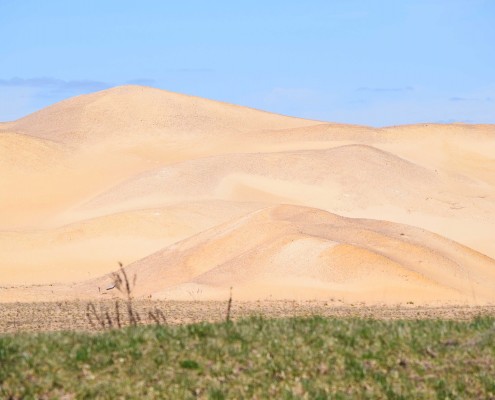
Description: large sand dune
1,85,494,304
5,85,316,145
95,205,494,304
76,145,495,258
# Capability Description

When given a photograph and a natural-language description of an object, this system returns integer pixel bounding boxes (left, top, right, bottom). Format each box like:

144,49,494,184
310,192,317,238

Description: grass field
1,316,495,399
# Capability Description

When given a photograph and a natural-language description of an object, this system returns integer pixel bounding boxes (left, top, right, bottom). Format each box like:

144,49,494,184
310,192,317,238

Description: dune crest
9,85,317,145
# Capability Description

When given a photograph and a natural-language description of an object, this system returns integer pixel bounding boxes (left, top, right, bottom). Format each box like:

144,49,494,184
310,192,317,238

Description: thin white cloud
449,96,494,102
126,78,156,86
0,77,111,92
0,77,113,121
357,86,414,93
264,87,319,105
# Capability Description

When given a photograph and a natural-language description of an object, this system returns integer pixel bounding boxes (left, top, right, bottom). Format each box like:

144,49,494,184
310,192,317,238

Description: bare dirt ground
1,300,494,334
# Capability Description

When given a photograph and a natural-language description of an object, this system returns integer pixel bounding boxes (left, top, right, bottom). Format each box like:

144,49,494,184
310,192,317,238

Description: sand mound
78,144,495,258
82,205,495,304
82,145,442,210
1,86,494,305
0,201,266,285
10,85,317,145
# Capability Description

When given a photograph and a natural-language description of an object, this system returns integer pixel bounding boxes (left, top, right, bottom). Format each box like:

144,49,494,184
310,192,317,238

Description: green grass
1,316,495,399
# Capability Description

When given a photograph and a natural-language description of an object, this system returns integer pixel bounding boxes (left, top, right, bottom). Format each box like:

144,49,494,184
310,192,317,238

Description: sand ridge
9,85,318,145
93,205,495,304
1,85,494,304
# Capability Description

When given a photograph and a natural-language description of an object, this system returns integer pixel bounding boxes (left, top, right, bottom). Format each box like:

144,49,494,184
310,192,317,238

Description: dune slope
78,144,495,258
79,205,495,304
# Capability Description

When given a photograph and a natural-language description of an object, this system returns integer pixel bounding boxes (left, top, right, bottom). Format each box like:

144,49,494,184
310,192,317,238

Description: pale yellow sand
0,201,266,284
107,205,495,304
1,86,494,304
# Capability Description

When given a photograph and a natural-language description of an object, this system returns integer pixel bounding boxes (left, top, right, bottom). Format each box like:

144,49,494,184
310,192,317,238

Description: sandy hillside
79,205,494,305
1,85,494,304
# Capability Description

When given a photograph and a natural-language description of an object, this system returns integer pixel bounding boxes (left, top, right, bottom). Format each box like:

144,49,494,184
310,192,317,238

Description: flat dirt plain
1,85,495,328
2,300,495,333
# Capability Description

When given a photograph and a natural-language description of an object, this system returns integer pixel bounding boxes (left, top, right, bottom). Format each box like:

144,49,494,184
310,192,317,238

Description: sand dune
0,201,266,285
78,144,495,258
81,144,448,210
7,85,316,145
1,85,494,304
59,205,495,304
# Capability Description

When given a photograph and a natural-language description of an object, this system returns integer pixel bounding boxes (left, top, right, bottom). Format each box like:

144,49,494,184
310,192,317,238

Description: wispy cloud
348,99,368,105
0,77,111,92
170,68,214,73
0,77,114,121
264,87,318,103
126,78,156,86
434,118,473,124
449,96,494,102
357,86,414,93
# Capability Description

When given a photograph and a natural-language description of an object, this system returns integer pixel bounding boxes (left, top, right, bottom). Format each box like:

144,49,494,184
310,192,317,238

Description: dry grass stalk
84,262,167,330
115,300,122,329
148,308,167,325
86,303,105,329
105,311,113,329
226,287,233,323
112,262,139,326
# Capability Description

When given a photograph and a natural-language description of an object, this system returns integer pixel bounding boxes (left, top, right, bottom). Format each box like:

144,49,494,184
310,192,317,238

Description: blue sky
1,0,494,126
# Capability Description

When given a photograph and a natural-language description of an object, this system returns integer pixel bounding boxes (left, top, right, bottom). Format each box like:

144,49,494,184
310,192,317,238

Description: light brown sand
1,86,494,305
